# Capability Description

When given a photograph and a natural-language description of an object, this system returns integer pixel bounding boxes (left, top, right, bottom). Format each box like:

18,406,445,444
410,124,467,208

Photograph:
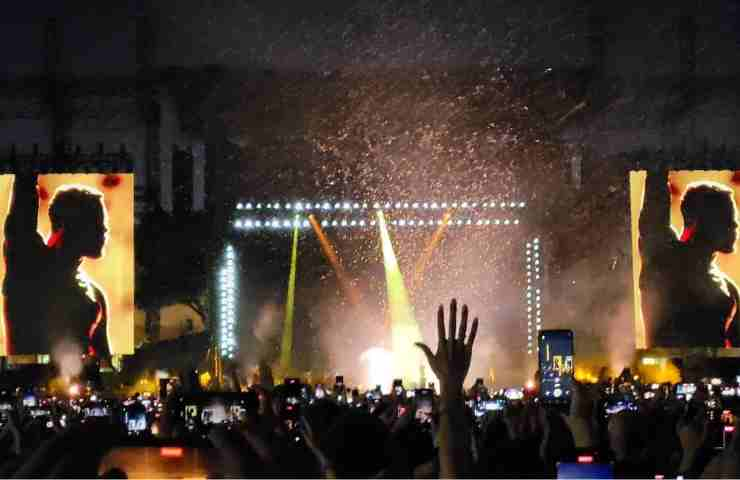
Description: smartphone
557,462,613,479
84,406,109,417
184,405,198,420
677,383,696,396
504,388,524,400
125,412,147,433
485,399,506,411
539,330,574,406
604,395,637,415
415,389,434,422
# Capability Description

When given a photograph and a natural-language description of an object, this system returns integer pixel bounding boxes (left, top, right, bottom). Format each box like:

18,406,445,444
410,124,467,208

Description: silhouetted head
49,185,108,258
681,182,738,254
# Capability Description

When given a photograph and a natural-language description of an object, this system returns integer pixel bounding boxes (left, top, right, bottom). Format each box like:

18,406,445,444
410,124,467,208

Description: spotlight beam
280,219,299,372
411,210,453,294
376,210,424,385
308,214,362,307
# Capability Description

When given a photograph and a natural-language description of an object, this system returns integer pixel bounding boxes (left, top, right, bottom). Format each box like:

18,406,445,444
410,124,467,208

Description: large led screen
0,173,134,356
630,170,740,350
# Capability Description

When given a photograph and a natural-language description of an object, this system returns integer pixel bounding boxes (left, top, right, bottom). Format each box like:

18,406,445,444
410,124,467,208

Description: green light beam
280,218,299,372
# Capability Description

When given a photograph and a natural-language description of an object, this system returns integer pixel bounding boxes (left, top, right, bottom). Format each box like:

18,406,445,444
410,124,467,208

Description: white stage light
237,203,243,210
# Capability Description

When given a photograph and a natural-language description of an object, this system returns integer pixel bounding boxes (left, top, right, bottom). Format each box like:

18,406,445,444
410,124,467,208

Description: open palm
415,298,479,391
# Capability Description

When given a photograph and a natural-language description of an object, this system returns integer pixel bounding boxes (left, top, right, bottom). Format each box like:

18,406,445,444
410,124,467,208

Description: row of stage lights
526,238,543,356
236,201,527,211
234,217,521,230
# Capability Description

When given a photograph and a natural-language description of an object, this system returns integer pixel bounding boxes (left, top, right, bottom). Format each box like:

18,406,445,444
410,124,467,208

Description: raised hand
415,299,478,394
415,299,479,478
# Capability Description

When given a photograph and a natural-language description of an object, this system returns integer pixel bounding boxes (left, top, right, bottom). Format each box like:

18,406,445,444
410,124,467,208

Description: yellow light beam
376,210,424,385
308,214,362,308
280,219,299,372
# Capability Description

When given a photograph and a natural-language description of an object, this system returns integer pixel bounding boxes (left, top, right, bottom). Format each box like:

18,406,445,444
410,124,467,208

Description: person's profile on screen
2,171,110,358
639,170,740,348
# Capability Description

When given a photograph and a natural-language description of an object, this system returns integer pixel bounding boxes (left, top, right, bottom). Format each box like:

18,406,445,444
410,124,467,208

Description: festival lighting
234,216,521,231
235,200,526,212
218,245,239,359
360,347,394,393
411,210,453,294
309,215,362,307
280,220,300,372
526,238,544,356
377,210,425,384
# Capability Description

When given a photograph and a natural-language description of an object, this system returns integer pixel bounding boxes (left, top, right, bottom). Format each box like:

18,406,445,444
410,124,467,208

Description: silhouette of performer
3,171,110,357
639,170,740,348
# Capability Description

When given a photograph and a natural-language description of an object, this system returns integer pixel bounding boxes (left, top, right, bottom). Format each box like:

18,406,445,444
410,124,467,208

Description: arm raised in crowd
416,298,478,479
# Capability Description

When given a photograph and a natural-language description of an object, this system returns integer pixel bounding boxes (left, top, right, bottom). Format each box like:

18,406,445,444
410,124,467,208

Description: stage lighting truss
235,200,526,212
218,244,239,360
525,238,543,356
233,216,521,231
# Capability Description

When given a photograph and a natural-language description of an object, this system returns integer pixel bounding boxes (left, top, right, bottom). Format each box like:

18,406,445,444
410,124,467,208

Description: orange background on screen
630,170,740,349
0,174,135,355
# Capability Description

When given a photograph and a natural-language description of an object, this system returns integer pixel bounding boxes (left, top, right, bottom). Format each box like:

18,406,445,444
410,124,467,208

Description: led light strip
219,245,238,359
233,217,521,230
525,238,543,356
235,201,527,212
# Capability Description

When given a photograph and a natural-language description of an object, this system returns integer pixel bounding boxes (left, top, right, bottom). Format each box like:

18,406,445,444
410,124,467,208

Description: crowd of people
1,300,740,478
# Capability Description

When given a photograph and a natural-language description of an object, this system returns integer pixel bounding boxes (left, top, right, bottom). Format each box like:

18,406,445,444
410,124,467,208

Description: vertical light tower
218,244,239,361
525,238,544,357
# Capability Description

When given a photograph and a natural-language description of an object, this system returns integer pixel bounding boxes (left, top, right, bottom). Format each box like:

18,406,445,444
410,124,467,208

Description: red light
655,475,665,480
725,426,736,432
160,447,183,458
577,455,594,464
287,405,293,411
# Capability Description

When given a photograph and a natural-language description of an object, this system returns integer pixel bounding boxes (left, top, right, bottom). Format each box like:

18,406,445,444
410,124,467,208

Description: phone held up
539,329,575,410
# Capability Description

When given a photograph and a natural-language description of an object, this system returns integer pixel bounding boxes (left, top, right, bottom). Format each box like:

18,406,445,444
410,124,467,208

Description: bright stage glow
235,200,526,213
360,347,394,393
